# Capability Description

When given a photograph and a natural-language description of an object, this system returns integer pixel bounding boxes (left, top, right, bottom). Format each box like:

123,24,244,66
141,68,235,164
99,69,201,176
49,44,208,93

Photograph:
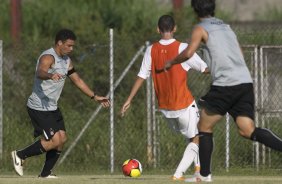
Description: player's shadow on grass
89,177,160,180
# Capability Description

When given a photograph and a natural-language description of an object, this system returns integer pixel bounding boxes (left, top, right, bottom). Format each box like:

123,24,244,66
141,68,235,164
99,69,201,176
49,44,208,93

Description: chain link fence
1,22,282,175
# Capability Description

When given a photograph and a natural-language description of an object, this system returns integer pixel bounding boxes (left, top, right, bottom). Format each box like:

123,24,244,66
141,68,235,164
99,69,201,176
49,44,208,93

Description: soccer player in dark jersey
161,0,282,182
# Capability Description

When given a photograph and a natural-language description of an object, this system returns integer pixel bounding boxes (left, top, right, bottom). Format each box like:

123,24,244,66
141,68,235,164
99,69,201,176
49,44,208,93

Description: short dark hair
158,15,175,33
191,0,215,18
55,29,76,44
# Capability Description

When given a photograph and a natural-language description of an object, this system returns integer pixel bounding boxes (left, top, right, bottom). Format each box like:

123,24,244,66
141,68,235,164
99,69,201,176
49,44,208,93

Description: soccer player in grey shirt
11,29,110,178
162,0,282,182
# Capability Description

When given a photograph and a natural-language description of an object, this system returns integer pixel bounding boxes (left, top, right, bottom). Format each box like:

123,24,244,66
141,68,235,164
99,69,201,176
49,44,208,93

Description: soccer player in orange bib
120,15,208,180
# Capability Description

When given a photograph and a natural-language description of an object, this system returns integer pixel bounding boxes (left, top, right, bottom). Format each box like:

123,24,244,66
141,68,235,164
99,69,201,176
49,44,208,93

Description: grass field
1,174,282,184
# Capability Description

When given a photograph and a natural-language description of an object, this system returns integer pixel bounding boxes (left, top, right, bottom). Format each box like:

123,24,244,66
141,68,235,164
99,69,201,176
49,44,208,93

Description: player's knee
61,135,67,145
50,138,61,148
190,135,199,144
238,129,252,139
53,137,67,148
49,133,62,147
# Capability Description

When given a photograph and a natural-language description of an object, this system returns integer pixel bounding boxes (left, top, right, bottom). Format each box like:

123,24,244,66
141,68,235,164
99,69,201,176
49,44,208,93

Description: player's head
157,15,176,33
191,0,215,18
55,29,76,44
55,29,76,56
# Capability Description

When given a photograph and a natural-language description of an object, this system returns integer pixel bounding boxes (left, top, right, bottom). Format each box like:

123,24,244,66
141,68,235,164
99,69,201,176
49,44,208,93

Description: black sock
251,127,282,151
17,140,46,159
199,132,213,177
40,150,61,177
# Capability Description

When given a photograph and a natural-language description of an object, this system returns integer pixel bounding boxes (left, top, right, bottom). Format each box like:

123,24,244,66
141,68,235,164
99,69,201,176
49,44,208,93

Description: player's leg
171,101,200,180
230,83,282,152
198,108,222,177
185,108,221,183
39,130,66,177
193,147,200,174
13,132,62,177
12,108,48,176
12,108,65,177
17,108,64,158
195,85,227,179
173,137,199,180
186,103,200,174
39,109,67,178
236,116,282,151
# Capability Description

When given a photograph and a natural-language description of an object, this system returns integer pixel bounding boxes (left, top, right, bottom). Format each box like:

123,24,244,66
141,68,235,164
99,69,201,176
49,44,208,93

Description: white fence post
145,41,153,166
225,113,230,172
109,28,114,173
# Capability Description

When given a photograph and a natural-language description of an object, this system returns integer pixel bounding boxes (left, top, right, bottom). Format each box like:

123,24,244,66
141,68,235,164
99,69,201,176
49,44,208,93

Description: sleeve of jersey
187,53,208,72
179,43,207,72
137,46,152,79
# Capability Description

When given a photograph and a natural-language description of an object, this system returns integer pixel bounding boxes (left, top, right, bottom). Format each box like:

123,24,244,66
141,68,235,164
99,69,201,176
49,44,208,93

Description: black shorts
198,83,254,121
27,107,66,140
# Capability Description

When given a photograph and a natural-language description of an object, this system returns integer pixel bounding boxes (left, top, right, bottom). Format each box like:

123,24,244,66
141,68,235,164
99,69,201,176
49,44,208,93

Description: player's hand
120,101,131,117
51,73,64,82
94,95,111,108
203,67,210,74
155,61,172,73
164,61,172,72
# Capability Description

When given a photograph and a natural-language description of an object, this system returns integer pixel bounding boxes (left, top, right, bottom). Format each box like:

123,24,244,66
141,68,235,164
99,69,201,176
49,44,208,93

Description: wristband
90,94,96,100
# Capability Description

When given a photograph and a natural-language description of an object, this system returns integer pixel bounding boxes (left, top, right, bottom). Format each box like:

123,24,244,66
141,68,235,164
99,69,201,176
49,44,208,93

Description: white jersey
27,48,70,111
138,39,207,118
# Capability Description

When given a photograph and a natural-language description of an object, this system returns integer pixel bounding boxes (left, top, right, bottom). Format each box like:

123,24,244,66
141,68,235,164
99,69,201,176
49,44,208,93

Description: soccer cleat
193,171,200,177
38,173,58,179
11,151,24,176
185,174,212,182
172,176,185,181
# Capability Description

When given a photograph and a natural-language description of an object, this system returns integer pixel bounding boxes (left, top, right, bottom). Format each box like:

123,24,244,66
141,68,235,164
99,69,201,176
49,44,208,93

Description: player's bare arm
120,77,145,117
68,62,110,107
37,54,63,81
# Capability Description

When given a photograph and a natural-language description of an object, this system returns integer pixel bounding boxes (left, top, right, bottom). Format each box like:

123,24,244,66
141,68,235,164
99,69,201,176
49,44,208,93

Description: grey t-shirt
27,48,70,111
198,17,253,86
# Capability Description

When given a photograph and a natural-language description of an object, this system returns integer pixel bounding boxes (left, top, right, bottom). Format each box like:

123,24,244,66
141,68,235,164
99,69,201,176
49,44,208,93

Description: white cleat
193,171,201,177
38,173,58,179
185,174,212,182
11,151,24,176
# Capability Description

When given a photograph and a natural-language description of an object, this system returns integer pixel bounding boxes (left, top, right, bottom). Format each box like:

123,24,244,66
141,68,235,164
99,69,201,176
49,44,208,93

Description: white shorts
165,101,199,139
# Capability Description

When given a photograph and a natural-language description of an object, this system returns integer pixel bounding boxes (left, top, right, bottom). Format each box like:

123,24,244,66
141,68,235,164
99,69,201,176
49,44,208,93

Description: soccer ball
122,159,142,177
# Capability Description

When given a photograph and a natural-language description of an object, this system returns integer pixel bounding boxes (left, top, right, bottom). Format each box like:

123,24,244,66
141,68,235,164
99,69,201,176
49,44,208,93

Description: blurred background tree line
0,0,282,174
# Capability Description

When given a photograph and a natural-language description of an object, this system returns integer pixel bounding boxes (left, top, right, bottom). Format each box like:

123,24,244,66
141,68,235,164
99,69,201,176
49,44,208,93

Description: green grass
1,175,282,184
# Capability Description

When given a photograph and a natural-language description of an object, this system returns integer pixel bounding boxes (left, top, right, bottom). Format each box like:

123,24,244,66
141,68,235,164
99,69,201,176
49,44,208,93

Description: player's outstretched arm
120,77,145,117
68,63,110,108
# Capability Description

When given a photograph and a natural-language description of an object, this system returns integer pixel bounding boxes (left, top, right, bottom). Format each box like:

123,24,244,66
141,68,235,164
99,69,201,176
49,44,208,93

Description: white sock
173,142,199,178
194,150,200,173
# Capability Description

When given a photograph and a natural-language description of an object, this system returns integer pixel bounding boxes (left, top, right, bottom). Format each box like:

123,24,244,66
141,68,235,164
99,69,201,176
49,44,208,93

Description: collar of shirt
159,39,176,45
